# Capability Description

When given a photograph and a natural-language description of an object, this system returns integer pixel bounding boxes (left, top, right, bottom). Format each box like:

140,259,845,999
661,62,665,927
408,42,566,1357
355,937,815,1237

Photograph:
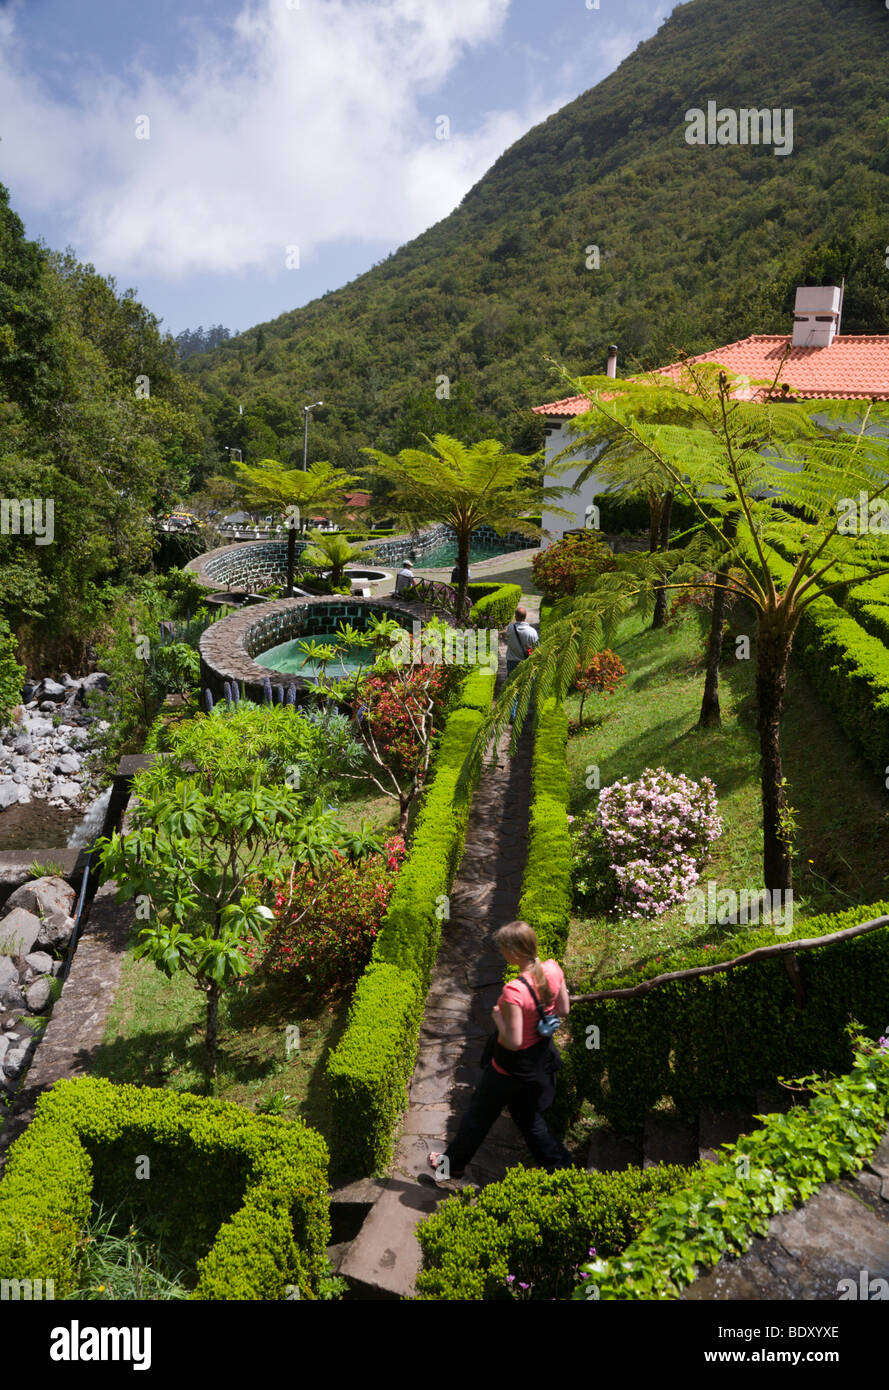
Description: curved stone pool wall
186,522,537,593
198,595,428,703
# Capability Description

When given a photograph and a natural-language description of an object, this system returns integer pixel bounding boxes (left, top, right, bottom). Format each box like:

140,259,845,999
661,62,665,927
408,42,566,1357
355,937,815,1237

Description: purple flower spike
203,688,214,713
223,681,232,705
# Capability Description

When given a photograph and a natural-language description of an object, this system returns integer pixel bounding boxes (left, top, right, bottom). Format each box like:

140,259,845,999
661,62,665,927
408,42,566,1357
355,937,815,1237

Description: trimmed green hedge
576,1034,889,1299
0,1077,330,1300
468,581,522,628
327,668,497,1173
569,899,889,1130
414,1163,688,1300
767,550,889,777
518,696,572,963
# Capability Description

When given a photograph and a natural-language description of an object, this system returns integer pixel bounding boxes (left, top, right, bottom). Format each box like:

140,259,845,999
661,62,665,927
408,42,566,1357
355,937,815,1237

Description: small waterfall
67,786,113,849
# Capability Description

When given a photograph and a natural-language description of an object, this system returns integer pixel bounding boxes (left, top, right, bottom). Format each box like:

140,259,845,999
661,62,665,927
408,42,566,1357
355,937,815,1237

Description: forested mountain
186,0,889,473
0,184,213,665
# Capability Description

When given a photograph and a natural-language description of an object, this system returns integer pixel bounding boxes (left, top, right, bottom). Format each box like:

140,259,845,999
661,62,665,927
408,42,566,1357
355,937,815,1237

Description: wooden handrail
569,913,889,1003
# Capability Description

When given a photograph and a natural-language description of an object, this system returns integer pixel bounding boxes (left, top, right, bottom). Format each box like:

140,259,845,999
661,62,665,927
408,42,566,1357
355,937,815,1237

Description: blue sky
0,0,669,337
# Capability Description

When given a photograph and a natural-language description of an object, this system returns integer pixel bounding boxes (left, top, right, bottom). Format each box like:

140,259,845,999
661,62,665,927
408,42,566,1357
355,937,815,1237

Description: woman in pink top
424,921,572,1186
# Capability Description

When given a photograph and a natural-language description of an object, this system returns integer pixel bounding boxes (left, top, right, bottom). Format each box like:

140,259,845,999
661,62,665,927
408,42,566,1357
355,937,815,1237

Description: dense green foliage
0,616,26,726
414,1164,689,1300
0,184,213,667
568,900,889,1129
467,581,523,628
0,1077,330,1300
576,1033,889,1299
327,668,496,1172
185,0,889,474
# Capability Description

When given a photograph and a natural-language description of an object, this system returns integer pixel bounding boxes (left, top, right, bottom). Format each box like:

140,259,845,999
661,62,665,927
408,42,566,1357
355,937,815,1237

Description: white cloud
0,0,559,277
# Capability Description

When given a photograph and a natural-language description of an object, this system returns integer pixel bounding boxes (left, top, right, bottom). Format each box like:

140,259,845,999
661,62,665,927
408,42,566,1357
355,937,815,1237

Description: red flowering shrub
572,650,627,724
249,835,407,991
531,532,616,600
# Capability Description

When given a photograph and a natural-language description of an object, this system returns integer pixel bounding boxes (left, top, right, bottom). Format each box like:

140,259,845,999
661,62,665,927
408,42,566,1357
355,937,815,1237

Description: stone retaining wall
198,595,428,704
186,523,537,593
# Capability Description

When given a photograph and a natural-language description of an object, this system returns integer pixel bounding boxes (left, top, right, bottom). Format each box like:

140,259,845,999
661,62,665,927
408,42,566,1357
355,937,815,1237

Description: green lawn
564,607,889,989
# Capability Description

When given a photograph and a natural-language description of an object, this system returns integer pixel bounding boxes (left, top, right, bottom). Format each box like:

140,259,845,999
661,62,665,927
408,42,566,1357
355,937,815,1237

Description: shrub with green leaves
0,615,25,727
518,696,572,963
574,1031,889,1299
327,667,496,1173
0,1077,330,1300
415,1164,689,1300
467,581,522,628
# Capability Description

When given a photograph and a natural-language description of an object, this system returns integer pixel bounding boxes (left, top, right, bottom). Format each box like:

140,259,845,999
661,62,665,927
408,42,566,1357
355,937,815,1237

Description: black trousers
444,1060,572,1175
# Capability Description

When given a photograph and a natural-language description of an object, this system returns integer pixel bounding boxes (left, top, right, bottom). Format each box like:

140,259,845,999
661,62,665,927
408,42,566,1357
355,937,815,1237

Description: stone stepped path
338,660,534,1298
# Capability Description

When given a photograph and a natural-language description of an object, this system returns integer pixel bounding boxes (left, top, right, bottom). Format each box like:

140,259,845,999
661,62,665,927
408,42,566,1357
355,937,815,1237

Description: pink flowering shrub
571,767,723,918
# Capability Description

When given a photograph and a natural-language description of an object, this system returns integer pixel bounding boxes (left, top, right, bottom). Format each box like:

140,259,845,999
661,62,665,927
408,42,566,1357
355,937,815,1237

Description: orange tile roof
533,334,889,415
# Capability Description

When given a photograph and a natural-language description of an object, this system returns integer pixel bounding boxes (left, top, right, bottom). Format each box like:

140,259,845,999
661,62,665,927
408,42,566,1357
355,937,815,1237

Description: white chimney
792,286,842,348
605,344,618,378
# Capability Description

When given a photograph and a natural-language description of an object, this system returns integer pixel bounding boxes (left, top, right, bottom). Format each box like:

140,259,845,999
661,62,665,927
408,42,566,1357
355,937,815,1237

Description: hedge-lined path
339,652,536,1298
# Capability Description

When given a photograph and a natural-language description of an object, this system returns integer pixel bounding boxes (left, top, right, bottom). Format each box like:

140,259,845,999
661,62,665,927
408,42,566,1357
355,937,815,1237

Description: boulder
0,1034,9,1068
79,672,110,697
24,951,53,976
14,785,31,805
36,911,75,950
25,978,52,1013
0,907,43,956
54,754,81,776
0,958,18,989
20,682,36,703
0,980,25,1011
39,678,67,701
50,780,81,802
61,674,80,690
7,874,76,919
4,1044,30,1079
0,781,20,811
12,734,32,755
39,700,58,713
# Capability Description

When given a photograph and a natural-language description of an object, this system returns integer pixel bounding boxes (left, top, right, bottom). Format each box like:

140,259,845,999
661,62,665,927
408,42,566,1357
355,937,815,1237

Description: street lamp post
302,400,323,471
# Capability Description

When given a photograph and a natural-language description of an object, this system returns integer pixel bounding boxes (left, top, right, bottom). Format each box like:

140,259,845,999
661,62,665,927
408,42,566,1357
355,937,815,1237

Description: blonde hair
494,921,553,1008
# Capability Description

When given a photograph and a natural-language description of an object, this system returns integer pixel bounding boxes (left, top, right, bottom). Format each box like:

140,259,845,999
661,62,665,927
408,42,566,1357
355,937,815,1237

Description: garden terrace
198,595,429,703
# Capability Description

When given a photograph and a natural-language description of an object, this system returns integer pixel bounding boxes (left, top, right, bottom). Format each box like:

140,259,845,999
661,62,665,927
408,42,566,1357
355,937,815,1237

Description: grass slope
564,607,889,987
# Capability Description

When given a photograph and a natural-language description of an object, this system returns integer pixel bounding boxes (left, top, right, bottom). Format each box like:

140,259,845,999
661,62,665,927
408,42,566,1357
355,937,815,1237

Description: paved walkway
339,647,535,1297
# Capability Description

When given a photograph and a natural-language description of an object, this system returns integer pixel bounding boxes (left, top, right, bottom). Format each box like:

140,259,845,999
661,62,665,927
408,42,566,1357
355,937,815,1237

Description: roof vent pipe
606,344,618,378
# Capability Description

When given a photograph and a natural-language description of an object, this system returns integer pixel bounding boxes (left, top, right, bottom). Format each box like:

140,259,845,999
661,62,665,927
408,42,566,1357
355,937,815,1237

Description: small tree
362,433,567,619
225,459,362,597
572,649,626,726
299,529,377,586
98,722,376,1078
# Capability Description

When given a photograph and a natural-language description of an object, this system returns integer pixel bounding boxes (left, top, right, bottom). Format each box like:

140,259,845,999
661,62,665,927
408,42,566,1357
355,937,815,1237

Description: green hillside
187,0,889,473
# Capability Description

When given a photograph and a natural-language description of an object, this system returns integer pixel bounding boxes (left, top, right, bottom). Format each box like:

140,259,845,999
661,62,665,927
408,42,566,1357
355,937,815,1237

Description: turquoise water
415,539,521,570
255,631,375,680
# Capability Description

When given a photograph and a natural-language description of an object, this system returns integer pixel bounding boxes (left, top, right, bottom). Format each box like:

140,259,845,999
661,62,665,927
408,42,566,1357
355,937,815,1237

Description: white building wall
541,421,610,549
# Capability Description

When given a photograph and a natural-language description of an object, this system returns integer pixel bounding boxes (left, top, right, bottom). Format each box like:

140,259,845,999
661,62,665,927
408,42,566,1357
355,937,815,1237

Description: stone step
586,1125,643,1172
337,1169,440,1299
643,1113,699,1169
698,1105,755,1164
